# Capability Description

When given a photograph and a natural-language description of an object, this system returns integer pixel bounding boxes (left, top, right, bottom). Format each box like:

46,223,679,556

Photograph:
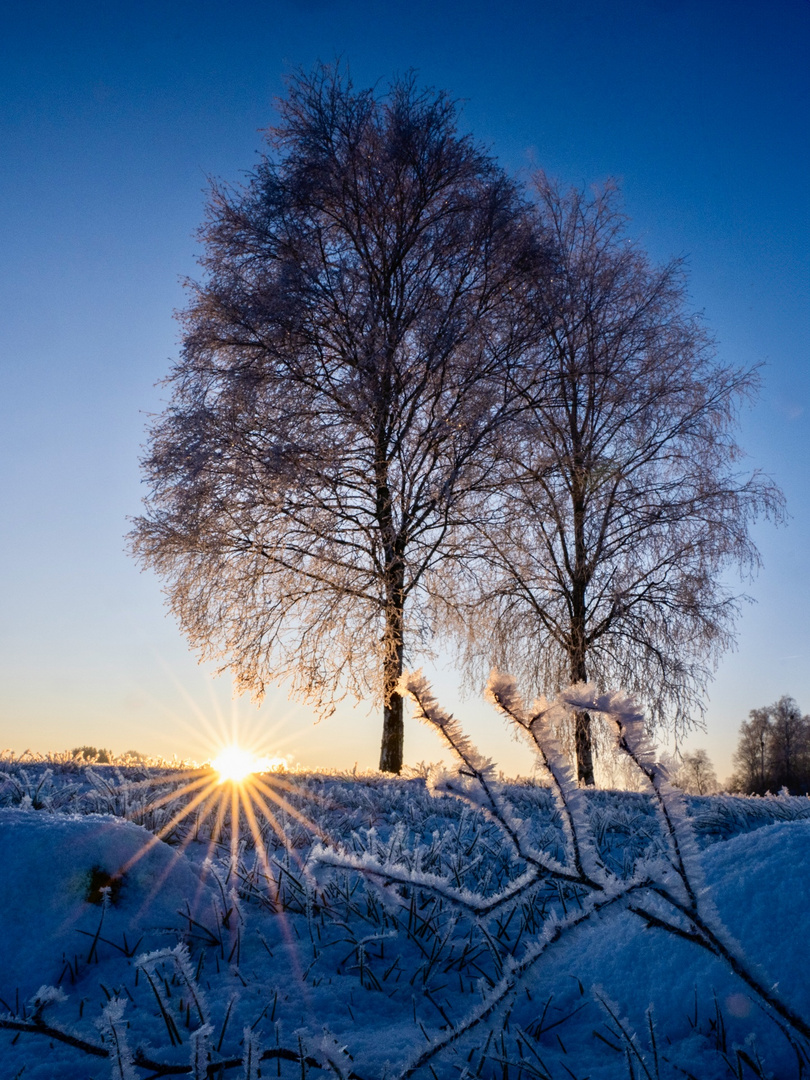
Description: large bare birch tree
456,176,784,784
129,66,541,773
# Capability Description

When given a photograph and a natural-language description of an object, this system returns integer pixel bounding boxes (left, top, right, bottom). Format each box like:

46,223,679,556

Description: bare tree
129,65,541,774
675,748,719,795
768,695,810,792
731,706,772,794
454,176,784,785
731,697,810,794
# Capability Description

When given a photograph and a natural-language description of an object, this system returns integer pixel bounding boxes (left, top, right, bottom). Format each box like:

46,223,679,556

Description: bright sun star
212,745,256,783
121,733,315,894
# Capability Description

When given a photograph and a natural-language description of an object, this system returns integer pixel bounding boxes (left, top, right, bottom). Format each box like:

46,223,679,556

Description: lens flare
116,718,322,926
212,745,256,783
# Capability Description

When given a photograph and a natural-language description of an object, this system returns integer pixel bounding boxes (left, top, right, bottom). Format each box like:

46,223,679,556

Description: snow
702,820,810,1000
527,821,810,1078
0,809,213,1003
0,764,809,1078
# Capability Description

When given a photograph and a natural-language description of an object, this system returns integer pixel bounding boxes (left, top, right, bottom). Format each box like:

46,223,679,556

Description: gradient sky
1,0,808,780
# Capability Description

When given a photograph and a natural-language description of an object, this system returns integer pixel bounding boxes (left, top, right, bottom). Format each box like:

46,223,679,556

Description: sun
116,707,321,914
212,744,256,783
117,730,325,928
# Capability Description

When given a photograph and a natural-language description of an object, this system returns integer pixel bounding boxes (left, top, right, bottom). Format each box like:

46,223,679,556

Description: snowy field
1,746,809,1079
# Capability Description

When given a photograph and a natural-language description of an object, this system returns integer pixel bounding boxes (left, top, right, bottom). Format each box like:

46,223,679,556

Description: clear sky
1,0,808,781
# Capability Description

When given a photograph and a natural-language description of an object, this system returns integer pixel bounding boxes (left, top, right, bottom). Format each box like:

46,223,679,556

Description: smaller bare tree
768,696,810,792
453,175,784,785
731,706,772,794
731,697,810,794
675,748,718,795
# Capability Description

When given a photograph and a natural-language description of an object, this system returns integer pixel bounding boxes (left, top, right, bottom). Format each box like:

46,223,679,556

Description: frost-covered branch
0,1015,109,1058
395,673,810,1069
0,1013,369,1078
486,671,609,886
399,670,599,888
394,881,652,1079
311,841,543,917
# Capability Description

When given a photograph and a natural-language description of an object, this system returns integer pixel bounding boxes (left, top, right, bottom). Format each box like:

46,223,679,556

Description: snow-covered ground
1,758,809,1079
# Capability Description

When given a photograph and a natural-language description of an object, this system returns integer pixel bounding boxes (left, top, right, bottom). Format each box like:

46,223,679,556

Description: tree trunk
574,710,595,786
379,681,404,774
758,728,767,794
570,612,596,786
374,402,407,773
378,568,406,774
570,434,596,787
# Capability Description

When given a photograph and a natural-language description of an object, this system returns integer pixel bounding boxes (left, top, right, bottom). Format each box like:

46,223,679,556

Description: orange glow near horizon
212,744,256,783
211,745,292,783
118,739,326,925
111,685,322,928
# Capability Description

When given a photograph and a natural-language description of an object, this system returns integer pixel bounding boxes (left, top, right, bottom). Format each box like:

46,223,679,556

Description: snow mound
0,809,212,1001
524,820,810,1079
701,818,810,1000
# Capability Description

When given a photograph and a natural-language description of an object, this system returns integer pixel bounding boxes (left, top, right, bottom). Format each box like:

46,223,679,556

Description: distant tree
768,695,810,792
71,746,111,763
730,696,810,794
454,176,784,785
122,749,147,764
129,65,541,774
731,706,772,794
675,748,718,795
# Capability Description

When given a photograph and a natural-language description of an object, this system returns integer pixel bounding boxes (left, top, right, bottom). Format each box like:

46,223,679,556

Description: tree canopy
131,67,782,780
130,65,541,773
730,696,810,794
451,177,783,782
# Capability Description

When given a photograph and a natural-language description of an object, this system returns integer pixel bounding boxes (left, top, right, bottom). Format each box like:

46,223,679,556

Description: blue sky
1,0,808,779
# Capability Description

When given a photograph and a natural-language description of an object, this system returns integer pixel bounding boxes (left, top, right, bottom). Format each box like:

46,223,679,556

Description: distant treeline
729,696,810,795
